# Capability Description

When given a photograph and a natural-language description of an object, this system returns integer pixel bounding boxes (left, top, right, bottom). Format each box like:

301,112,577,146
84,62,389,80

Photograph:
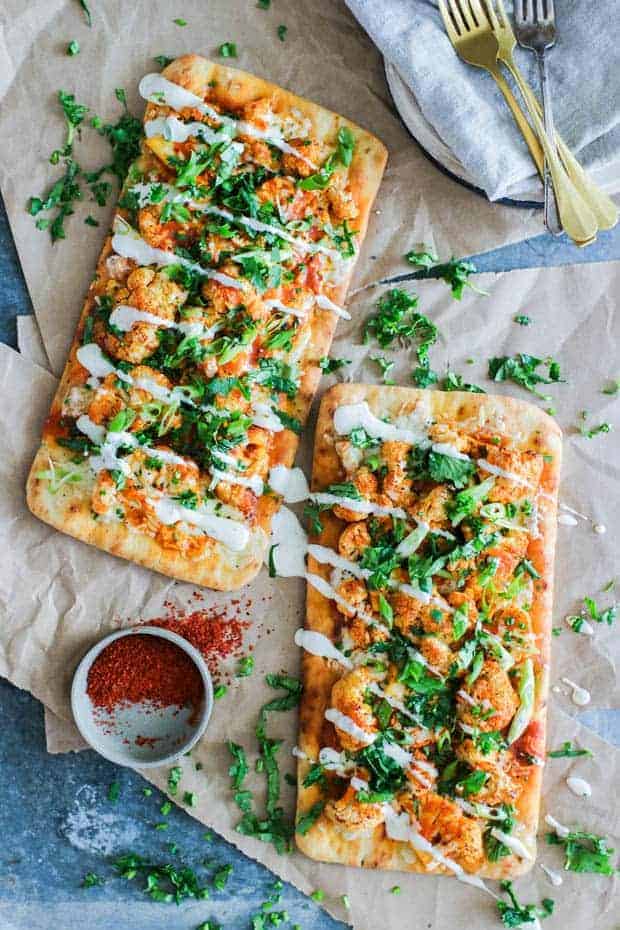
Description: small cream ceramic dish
71,626,213,768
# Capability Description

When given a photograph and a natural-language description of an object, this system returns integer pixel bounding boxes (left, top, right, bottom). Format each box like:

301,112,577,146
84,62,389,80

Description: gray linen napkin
346,0,620,201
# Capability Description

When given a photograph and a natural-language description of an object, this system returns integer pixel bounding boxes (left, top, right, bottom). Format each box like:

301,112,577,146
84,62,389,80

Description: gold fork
485,0,618,232
439,0,598,244
438,0,543,178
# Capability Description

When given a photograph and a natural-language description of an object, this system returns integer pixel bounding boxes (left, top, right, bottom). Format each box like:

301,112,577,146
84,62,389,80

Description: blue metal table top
1,196,619,930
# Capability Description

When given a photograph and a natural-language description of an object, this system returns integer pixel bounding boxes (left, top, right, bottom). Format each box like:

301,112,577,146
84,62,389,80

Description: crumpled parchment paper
2,257,619,929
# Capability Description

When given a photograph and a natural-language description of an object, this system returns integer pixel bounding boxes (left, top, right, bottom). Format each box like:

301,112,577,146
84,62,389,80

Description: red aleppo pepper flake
86,634,204,719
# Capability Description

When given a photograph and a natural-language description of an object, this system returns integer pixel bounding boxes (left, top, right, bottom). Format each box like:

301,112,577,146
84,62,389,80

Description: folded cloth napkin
346,0,620,201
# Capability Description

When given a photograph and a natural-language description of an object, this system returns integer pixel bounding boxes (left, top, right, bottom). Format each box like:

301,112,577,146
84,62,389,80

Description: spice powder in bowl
71,627,213,768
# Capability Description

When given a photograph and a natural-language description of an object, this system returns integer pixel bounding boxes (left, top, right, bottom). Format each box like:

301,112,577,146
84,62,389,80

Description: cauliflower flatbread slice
26,56,387,591
295,383,561,880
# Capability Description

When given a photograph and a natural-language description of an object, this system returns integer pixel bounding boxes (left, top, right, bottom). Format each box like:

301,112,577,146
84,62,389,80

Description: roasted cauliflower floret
417,636,454,676
201,272,245,317
87,376,125,425
329,666,380,751
323,784,385,835
411,484,452,530
416,792,484,873
343,614,389,650
483,446,544,502
458,660,518,732
338,521,371,560
333,467,378,522
381,441,414,508
334,577,370,620
281,138,322,178
392,589,425,638
455,740,520,806
326,180,359,222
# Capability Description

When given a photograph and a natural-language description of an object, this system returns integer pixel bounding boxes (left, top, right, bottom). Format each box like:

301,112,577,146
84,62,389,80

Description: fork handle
530,87,618,232
501,62,598,243
536,51,563,236
489,67,544,177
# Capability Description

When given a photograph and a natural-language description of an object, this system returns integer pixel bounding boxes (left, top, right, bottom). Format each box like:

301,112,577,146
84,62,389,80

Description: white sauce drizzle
294,629,352,669
251,402,285,433
144,115,224,144
108,304,220,342
489,828,534,860
539,863,564,887
566,776,592,798
557,514,579,527
350,776,370,793
315,294,350,320
268,464,309,503
151,496,249,552
76,344,132,383
324,708,375,746
561,677,591,706
111,220,242,289
477,458,532,487
564,614,594,636
333,401,427,446
544,813,570,838
307,492,407,521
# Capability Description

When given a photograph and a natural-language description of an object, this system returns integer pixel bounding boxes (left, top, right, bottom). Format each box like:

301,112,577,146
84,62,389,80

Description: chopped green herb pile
28,88,142,242
547,828,617,875
405,250,486,299
277,25,288,41
497,881,554,927
441,371,485,394
227,674,302,853
577,411,612,439
113,852,210,903
488,353,564,401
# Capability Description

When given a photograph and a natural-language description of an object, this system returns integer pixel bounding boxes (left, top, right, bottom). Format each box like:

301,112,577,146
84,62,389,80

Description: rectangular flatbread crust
296,383,561,881
26,55,387,591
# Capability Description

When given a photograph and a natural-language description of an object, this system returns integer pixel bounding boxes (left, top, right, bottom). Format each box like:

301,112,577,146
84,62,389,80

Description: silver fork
514,0,561,235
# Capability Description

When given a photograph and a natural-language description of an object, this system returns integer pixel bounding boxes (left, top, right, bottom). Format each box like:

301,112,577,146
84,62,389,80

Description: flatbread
296,383,561,880
26,55,387,591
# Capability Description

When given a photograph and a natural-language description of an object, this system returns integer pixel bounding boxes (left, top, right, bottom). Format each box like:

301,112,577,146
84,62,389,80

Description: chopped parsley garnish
236,655,255,677
228,674,302,854
336,125,356,167
154,55,174,68
167,765,182,796
273,409,302,434
405,250,486,299
319,356,350,374
364,290,436,366
408,446,475,489
107,780,120,802
370,354,395,384
497,881,554,927
81,872,104,888
298,155,336,191
548,741,593,759
602,378,620,396
219,42,238,58
441,371,485,393
268,544,279,578
488,353,564,401
258,0,271,7
577,411,612,439
277,24,288,42
113,852,211,903
76,0,92,26
214,684,227,699
514,314,532,326
173,18,187,26
67,40,80,56
296,801,325,835
483,805,515,861
547,828,617,875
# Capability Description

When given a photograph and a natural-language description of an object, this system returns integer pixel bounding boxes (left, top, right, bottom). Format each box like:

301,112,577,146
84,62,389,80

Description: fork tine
468,0,489,28
547,0,555,19
535,0,545,21
438,0,461,41
454,0,475,31
482,0,501,30
494,0,510,27
446,0,468,35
